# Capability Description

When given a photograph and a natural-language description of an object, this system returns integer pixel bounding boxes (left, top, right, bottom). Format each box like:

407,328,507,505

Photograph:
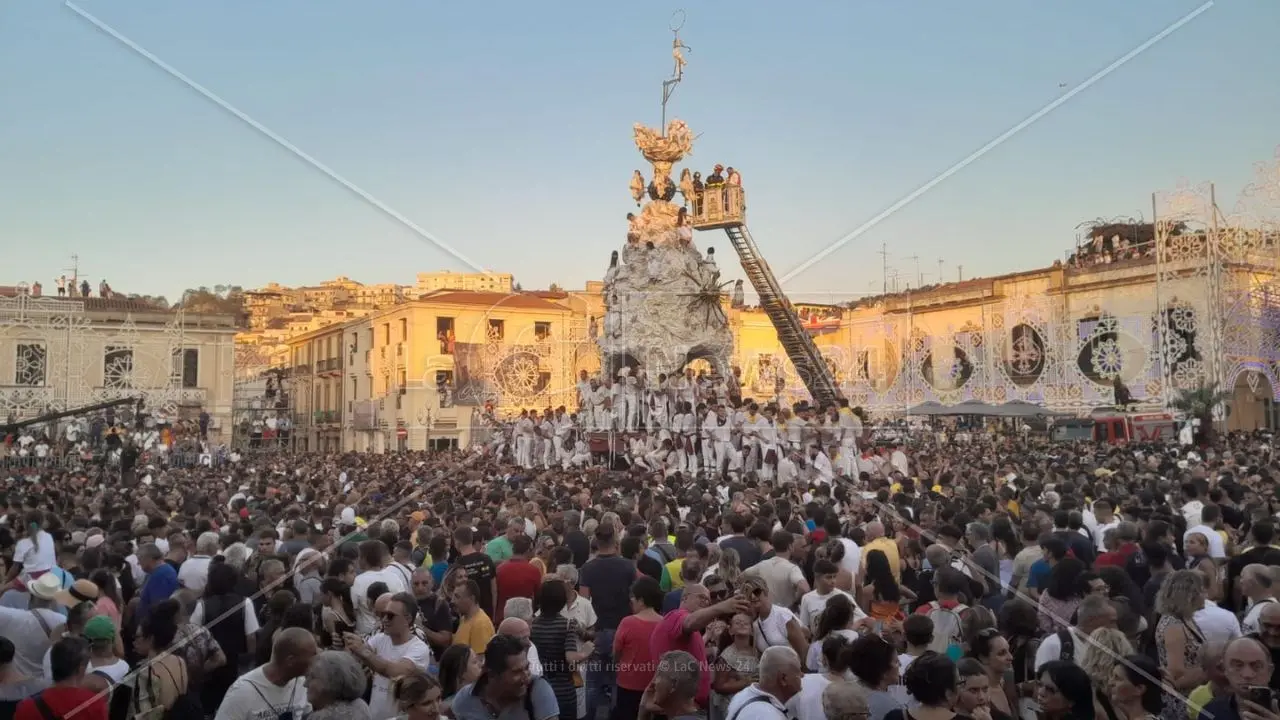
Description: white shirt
14,532,57,574
1182,500,1205,528
1242,597,1277,636
796,588,862,635
788,673,833,720
1184,525,1227,559
191,598,261,636
366,633,432,720
178,555,214,594
726,684,789,720
214,666,310,720
837,538,861,577
1034,627,1087,670
752,605,798,653
351,566,409,635
1194,599,1242,647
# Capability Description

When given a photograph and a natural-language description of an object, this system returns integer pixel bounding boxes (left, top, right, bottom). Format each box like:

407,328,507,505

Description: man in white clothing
724,646,803,720
345,593,431,720
215,628,315,720
350,540,409,636
1240,564,1278,636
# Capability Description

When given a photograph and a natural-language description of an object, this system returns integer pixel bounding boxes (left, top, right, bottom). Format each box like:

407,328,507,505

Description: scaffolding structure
229,345,294,453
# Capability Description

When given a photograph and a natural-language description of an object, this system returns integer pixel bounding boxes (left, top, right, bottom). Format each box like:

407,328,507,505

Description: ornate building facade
727,157,1280,431
323,290,589,452
0,292,239,436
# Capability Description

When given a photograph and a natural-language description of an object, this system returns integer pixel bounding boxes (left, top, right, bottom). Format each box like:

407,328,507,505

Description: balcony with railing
313,409,339,424
690,184,746,230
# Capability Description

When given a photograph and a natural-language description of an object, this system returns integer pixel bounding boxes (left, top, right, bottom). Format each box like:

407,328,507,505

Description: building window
488,319,505,341
399,318,408,342
437,317,455,355
350,332,359,354
171,348,199,388
103,347,133,389
535,322,551,341
14,343,46,386
383,323,391,345
436,370,454,407
352,377,358,400
398,368,407,389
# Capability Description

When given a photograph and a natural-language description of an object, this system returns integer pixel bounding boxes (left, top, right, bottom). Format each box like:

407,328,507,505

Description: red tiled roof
416,290,566,311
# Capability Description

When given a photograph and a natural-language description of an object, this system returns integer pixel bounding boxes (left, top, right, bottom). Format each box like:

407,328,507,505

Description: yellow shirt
665,558,686,589
456,610,495,655
863,536,901,582
1186,683,1215,720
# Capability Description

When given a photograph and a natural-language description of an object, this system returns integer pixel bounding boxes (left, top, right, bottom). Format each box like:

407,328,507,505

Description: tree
1169,380,1232,446
548,283,563,293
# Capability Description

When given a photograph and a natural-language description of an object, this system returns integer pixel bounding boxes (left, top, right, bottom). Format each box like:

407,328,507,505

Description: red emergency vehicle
1088,410,1178,444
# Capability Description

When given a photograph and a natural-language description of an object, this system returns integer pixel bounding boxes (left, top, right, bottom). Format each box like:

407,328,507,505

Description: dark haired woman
861,549,912,623
847,634,903,719
968,628,1015,720
530,579,589,720
1108,654,1164,720
133,598,195,719
435,645,481,707
792,635,854,720
883,651,966,720
1037,558,1085,634
1036,660,1096,720
612,577,664,720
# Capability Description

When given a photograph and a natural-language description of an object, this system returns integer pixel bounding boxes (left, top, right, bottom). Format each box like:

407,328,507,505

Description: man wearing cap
81,616,128,686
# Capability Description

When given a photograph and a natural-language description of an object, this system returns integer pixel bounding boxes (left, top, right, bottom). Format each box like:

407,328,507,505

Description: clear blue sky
2,0,1278,305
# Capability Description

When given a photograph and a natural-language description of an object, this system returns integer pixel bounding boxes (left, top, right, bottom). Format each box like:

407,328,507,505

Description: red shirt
650,609,711,707
16,687,107,720
494,557,543,623
613,614,663,691
1096,542,1139,569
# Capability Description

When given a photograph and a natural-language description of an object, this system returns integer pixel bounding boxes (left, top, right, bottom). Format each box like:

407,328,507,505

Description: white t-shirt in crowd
796,588,861,635
1242,597,1277,636
351,566,409,636
178,555,214,594
837,538,861,577
14,532,57,574
752,605,798,653
366,633,432,720
787,673,832,720
191,598,261,635
726,684,790,720
214,666,310,720
1034,627,1087,670
1194,599,1242,647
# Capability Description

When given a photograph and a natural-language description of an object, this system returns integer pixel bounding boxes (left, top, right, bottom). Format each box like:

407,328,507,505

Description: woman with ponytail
8,511,55,581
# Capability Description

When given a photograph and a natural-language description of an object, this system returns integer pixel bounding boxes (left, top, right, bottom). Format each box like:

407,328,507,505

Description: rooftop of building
414,289,568,311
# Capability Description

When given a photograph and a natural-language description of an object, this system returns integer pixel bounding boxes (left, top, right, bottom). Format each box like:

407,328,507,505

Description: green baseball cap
83,616,116,642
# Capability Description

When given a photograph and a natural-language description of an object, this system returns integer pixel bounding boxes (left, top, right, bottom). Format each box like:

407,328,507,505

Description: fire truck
1087,409,1179,444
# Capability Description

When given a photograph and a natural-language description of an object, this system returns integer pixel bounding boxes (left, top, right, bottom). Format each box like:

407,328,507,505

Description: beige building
334,290,587,452
285,323,348,452
0,291,238,437
414,271,514,296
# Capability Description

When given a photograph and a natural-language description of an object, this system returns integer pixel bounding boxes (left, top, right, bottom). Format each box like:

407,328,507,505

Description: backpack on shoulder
924,601,969,660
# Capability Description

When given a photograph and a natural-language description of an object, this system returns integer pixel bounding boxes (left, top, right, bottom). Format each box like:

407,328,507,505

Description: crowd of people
477,368,881,484
1,382,1280,720
2,402,212,469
